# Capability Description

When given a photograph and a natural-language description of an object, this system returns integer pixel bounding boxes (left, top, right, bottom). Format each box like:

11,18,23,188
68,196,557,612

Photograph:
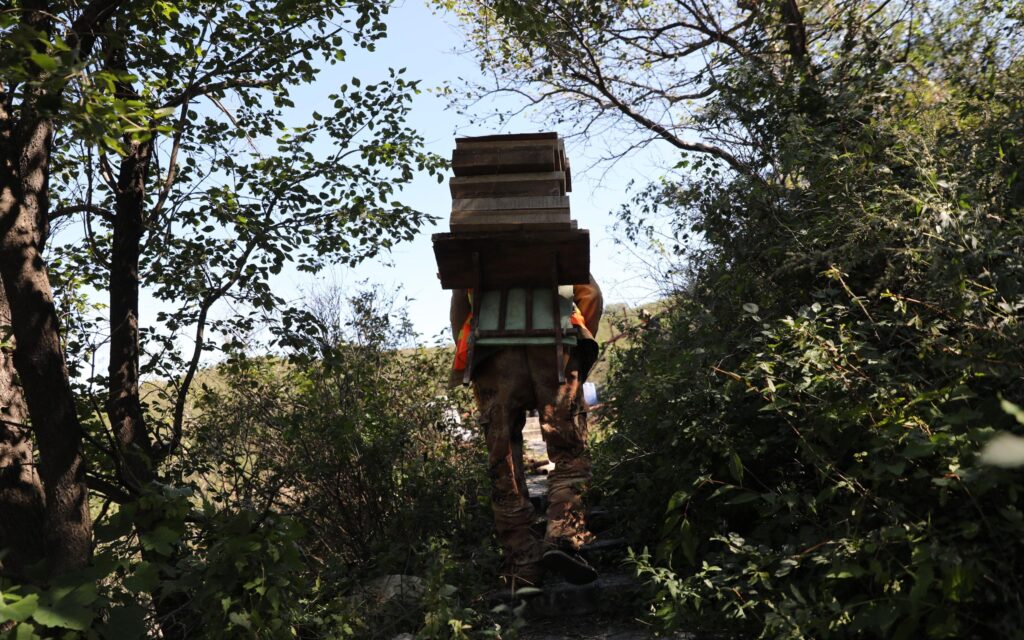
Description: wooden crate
452,195,569,212
449,171,567,199
432,230,590,289
452,132,572,190
449,220,577,232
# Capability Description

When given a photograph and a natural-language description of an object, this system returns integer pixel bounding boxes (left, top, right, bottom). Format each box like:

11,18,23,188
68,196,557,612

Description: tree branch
161,239,259,461
160,78,274,110
66,0,125,60
780,0,813,72
86,473,132,504
566,29,755,177
49,202,114,222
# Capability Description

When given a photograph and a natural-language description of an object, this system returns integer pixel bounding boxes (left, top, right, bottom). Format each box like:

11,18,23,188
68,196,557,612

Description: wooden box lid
431,230,590,289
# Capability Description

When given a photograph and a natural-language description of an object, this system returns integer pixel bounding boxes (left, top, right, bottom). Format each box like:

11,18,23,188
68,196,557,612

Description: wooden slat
477,328,578,338
449,171,566,199
449,221,575,232
497,288,508,331
451,209,570,222
551,255,565,384
525,287,533,330
452,145,559,176
455,139,559,151
456,131,558,144
432,230,590,289
556,139,571,190
452,196,569,212
450,213,571,229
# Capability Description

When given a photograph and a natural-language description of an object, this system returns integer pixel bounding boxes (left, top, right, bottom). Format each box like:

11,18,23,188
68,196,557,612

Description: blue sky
270,0,674,343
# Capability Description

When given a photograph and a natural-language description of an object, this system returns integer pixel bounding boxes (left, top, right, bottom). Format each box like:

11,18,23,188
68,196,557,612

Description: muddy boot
542,541,597,585
499,558,544,592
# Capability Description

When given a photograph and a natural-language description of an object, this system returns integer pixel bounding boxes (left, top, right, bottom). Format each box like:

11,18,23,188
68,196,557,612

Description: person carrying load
449,275,603,587
432,131,600,588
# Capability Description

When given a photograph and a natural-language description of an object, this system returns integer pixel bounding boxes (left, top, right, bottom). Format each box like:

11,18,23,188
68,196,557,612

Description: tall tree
3,0,442,604
1,0,125,576
0,285,45,580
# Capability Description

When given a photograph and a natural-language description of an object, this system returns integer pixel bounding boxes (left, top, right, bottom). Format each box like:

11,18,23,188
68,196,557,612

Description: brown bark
108,137,156,487
780,0,810,68
0,0,130,579
0,282,46,580
0,107,92,574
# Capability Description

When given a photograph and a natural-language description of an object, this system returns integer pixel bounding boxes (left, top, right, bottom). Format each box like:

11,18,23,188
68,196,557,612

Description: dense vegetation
447,0,1024,638
3,0,1024,638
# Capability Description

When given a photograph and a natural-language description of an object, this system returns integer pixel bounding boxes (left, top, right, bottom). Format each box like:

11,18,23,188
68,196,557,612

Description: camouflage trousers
472,345,594,577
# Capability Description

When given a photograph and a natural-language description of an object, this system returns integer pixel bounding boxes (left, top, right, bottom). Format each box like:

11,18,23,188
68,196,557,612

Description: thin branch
65,0,125,59
86,473,132,504
49,202,114,222
207,96,260,155
162,239,259,461
160,78,273,110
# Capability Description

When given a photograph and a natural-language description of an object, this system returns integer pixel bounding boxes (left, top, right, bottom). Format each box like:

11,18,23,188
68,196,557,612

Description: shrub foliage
598,2,1024,638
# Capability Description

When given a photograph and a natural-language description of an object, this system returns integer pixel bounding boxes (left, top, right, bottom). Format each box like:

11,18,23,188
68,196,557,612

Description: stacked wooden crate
432,132,590,290
448,132,576,232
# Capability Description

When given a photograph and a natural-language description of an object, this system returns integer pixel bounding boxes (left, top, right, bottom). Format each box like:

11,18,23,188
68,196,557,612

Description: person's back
449,275,603,587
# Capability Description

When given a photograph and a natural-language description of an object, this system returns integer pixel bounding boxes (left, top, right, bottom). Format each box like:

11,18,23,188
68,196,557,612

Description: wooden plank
449,218,578,231
449,171,566,199
449,221,575,232
560,140,572,192
451,208,569,220
497,288,508,331
451,208,570,221
452,195,570,212
551,255,565,384
478,329,566,338
455,131,558,144
432,230,590,289
451,211,570,226
452,145,559,176
455,139,559,151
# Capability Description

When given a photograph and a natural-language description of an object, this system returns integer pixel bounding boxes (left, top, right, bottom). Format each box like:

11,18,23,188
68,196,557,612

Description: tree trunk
108,138,155,487
104,73,191,635
0,281,47,580
0,108,91,575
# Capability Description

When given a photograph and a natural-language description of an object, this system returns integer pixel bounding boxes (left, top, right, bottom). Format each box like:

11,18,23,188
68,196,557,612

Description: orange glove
573,274,603,336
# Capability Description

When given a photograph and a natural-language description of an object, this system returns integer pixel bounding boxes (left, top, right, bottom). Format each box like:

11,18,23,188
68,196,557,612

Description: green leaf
725,492,761,505
0,594,39,622
665,489,690,513
124,561,160,593
1001,398,1024,425
980,433,1024,468
512,586,541,597
15,622,37,640
29,52,59,73
139,526,180,555
228,611,252,630
679,518,698,565
31,602,92,631
29,580,97,631
728,453,743,484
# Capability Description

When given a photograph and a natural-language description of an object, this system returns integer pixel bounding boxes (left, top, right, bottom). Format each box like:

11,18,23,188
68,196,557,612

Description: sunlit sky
118,0,678,352
259,0,677,344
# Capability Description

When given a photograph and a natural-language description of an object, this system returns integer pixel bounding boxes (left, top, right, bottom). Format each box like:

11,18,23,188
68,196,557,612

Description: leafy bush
2,287,497,638
598,2,1024,638
190,288,489,572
